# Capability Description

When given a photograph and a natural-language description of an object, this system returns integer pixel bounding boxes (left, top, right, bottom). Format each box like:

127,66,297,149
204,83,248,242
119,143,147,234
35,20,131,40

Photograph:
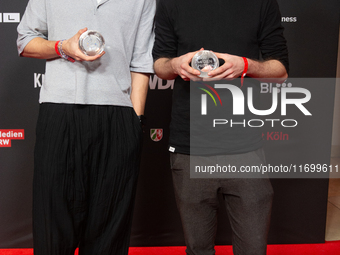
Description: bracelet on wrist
56,40,75,63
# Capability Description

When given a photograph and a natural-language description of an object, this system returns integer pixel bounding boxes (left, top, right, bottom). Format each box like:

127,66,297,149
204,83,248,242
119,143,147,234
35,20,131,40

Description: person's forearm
20,28,105,62
21,37,58,59
247,59,288,83
154,52,201,81
154,58,178,80
130,72,150,116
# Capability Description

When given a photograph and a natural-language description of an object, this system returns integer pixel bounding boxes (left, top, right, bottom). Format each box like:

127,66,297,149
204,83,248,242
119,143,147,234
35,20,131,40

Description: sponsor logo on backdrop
34,73,45,88
281,16,297,23
261,82,293,93
0,129,25,147
150,129,163,142
0,13,20,23
149,75,174,90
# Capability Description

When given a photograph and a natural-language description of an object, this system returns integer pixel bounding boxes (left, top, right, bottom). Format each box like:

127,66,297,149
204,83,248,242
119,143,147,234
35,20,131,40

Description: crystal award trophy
191,50,219,77
78,30,105,56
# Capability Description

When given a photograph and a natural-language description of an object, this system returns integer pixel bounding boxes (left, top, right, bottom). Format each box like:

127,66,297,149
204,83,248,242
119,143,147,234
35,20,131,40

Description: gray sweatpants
170,150,273,255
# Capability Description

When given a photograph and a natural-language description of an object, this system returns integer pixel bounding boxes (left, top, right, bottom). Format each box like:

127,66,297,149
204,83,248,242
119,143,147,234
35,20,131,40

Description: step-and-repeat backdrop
0,0,339,248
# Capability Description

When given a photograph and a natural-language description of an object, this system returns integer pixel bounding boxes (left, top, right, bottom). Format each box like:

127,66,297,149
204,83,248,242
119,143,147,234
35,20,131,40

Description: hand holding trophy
78,30,105,56
191,50,219,77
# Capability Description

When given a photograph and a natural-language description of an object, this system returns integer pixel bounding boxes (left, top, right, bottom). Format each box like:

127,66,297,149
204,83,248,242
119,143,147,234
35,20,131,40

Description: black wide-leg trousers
33,103,142,255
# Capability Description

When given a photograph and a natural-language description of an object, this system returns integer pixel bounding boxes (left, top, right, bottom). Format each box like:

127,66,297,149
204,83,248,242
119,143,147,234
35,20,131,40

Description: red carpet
0,242,340,255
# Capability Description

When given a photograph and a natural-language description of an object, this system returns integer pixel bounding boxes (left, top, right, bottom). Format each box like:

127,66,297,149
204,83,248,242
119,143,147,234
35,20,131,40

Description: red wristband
55,40,61,56
241,57,248,87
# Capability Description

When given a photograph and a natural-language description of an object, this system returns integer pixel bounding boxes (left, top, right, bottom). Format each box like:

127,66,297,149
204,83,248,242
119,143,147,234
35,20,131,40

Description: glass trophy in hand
78,30,105,56
191,50,219,77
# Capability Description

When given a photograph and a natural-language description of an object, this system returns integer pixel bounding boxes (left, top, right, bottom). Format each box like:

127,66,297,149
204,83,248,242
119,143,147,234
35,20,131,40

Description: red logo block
0,129,25,147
